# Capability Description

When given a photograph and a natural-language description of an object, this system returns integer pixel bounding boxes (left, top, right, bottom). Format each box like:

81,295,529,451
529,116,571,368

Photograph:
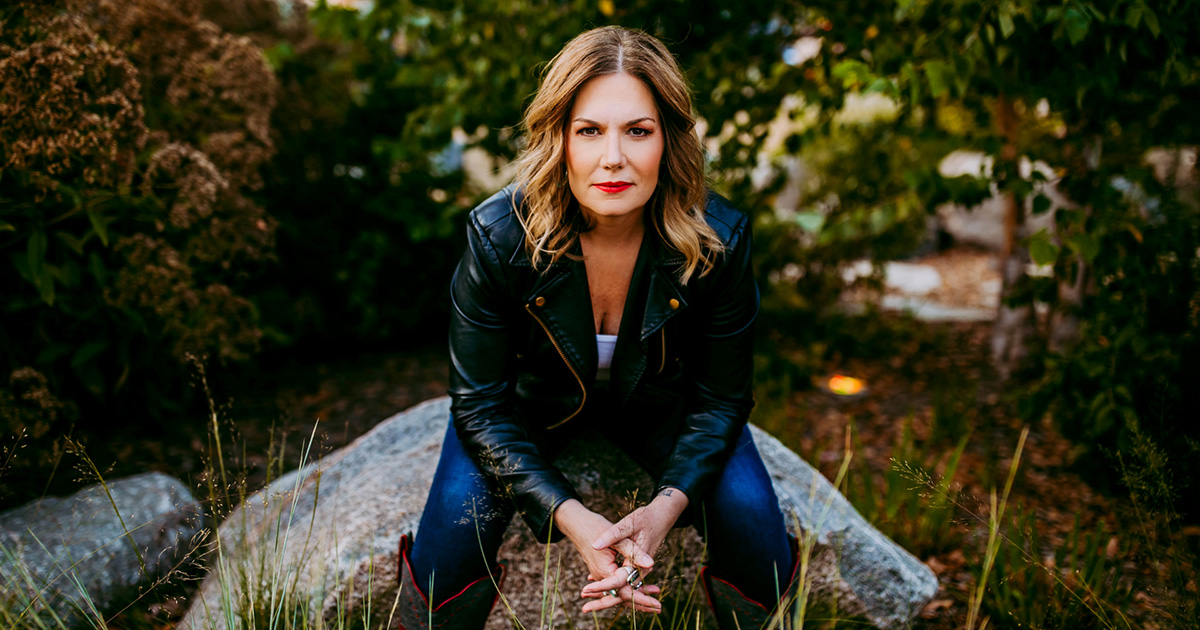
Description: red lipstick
594,182,633,193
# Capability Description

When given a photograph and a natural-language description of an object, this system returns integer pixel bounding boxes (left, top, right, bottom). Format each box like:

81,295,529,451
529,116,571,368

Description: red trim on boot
700,566,772,613
700,534,804,627
397,533,507,629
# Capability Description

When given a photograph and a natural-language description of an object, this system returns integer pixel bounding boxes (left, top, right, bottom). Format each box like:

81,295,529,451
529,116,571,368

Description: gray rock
882,262,943,296
180,398,936,630
879,295,998,323
842,261,944,296
1,472,205,627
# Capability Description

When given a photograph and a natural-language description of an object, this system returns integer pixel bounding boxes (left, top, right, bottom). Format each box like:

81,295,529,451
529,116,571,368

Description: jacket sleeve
653,215,758,509
448,211,582,543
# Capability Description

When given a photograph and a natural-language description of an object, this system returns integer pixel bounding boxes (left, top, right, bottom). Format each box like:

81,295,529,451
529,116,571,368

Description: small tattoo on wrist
659,489,673,497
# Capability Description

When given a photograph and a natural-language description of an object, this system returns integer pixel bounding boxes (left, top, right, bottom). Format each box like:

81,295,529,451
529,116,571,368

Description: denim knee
695,425,793,605
409,420,513,603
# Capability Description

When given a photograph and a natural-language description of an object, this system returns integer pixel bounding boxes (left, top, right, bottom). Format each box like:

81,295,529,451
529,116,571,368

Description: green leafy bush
780,0,1200,512
250,0,827,348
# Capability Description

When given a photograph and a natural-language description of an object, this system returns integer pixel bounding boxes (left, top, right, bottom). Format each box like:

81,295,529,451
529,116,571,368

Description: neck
581,209,645,246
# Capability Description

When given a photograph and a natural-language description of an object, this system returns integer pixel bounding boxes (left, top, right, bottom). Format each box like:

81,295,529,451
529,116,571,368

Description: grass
850,416,968,556
3,339,1199,630
749,313,1198,630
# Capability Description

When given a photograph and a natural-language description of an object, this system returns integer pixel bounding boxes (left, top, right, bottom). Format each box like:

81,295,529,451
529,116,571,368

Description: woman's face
565,73,664,225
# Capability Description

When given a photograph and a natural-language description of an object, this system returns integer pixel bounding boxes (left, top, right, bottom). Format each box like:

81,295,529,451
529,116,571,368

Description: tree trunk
1048,137,1101,354
1048,256,1086,353
990,94,1037,380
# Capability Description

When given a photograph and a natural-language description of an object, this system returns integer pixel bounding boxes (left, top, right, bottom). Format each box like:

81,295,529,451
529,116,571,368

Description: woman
397,26,797,630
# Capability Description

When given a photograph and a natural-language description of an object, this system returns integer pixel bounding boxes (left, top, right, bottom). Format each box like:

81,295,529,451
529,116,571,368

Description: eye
629,127,654,137
576,126,600,136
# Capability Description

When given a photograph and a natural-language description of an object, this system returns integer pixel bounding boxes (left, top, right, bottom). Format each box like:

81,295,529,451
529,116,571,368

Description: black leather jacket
448,185,757,542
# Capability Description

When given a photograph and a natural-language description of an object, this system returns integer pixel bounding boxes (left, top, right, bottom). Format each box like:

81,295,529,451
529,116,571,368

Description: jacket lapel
519,246,598,385
612,235,689,404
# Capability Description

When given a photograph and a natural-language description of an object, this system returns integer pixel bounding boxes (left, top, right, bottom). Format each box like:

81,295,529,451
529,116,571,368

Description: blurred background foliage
2,0,1198,516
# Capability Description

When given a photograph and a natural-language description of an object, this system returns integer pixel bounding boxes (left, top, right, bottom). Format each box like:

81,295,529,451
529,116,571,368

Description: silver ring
624,566,641,586
605,588,619,598
632,580,644,590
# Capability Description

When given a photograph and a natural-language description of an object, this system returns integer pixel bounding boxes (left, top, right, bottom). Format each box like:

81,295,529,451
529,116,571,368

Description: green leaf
865,77,898,98
0,220,15,232
925,60,952,97
56,231,86,255
26,230,55,305
996,45,1011,65
1142,7,1160,37
1066,234,1101,263
89,252,108,285
1032,194,1052,215
1064,7,1089,45
10,251,30,281
27,230,47,273
263,42,295,71
831,60,874,90
998,8,1015,39
794,211,825,233
71,341,109,371
36,343,73,365
1125,3,1142,28
1028,230,1060,265
86,206,111,247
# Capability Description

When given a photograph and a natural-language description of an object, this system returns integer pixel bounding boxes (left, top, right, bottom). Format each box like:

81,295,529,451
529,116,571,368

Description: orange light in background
827,375,865,396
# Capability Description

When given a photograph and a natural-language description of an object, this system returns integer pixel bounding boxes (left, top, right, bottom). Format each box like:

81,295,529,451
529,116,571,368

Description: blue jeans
409,413,793,607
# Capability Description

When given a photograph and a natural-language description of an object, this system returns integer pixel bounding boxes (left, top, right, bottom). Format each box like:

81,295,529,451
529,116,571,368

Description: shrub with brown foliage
0,0,278,438
0,8,146,197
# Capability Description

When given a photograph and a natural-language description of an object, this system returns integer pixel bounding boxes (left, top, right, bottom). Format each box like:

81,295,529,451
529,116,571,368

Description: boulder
180,398,937,630
0,472,205,628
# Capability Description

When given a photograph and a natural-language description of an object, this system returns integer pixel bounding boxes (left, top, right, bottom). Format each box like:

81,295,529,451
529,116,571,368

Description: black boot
700,537,800,630
397,534,506,630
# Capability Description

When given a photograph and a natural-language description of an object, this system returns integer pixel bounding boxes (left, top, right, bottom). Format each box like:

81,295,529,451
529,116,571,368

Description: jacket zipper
525,303,586,429
657,327,667,374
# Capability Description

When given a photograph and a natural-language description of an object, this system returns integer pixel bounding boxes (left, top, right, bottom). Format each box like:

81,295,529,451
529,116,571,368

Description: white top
596,334,618,381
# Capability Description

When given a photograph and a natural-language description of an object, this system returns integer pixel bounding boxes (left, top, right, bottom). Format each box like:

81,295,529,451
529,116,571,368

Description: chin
582,192,654,218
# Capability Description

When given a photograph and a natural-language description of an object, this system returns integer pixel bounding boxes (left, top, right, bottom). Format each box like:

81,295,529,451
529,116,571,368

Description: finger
591,518,636,550
633,583,662,596
581,592,624,614
624,586,662,613
581,572,628,596
614,539,654,571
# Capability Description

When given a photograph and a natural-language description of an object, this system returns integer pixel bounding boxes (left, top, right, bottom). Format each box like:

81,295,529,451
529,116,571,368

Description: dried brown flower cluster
108,234,261,361
91,0,280,361
0,368,78,441
0,8,147,197
0,367,79,497
84,0,278,189
2,0,281,399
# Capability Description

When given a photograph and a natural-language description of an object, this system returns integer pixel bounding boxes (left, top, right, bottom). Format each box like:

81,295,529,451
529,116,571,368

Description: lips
593,182,633,193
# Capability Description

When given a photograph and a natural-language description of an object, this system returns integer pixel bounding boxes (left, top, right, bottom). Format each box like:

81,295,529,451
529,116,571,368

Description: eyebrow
571,117,658,126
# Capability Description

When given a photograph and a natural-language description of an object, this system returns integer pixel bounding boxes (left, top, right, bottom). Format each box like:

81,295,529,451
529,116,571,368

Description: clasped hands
555,489,689,615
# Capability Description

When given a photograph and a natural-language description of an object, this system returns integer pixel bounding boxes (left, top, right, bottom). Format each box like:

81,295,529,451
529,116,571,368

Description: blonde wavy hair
513,26,723,283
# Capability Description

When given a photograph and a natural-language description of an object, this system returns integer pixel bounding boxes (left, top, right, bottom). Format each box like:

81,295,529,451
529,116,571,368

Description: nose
601,133,625,170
